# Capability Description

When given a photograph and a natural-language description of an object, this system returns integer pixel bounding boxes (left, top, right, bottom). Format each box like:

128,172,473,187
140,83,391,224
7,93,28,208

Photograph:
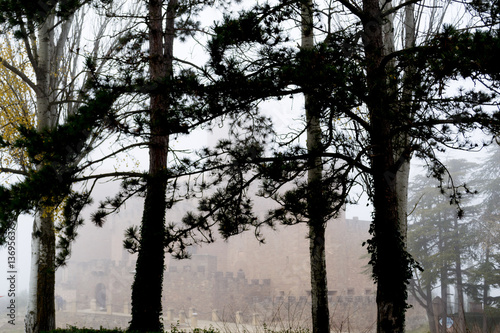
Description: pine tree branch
335,0,363,19
0,167,28,176
75,142,149,171
74,171,145,182
174,57,215,82
382,0,422,18
255,152,372,174
343,108,371,131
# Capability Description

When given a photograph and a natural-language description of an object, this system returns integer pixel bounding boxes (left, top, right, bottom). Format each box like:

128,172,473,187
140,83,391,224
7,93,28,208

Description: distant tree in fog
408,159,483,333
467,144,500,332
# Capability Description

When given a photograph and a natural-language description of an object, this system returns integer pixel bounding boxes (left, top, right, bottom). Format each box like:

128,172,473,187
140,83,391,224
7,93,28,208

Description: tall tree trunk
301,2,330,333
454,215,466,333
308,222,329,333
25,14,57,333
129,0,175,331
362,0,410,330
25,217,40,333
439,225,448,333
37,214,56,330
370,119,407,333
381,0,411,237
439,277,448,333
395,3,416,246
382,0,412,246
26,214,56,333
425,283,438,333
482,243,490,333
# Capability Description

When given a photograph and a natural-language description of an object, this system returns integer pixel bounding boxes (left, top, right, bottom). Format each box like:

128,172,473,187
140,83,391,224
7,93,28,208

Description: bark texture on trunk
25,14,57,333
129,167,168,331
308,222,329,333
37,213,56,330
370,125,407,333
25,217,40,333
129,0,175,331
381,0,412,247
362,0,410,330
301,2,330,333
395,2,416,245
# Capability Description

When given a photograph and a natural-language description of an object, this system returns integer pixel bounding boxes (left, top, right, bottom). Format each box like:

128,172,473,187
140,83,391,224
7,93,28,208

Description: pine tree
126,0,174,330
0,2,123,332
87,1,239,330
201,1,500,332
408,160,479,333
468,145,500,332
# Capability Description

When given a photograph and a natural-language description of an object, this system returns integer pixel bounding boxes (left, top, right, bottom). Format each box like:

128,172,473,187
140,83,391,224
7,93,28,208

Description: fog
0,168,376,329
0,146,497,332
1,1,498,332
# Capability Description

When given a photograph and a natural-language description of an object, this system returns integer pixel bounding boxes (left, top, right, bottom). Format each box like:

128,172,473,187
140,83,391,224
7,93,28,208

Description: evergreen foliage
1,0,500,332
0,87,119,265
0,0,103,33
196,1,500,332
408,159,480,331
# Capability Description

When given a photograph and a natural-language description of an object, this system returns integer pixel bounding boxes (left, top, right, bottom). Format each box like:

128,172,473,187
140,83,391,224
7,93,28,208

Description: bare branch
0,58,39,94
0,167,29,176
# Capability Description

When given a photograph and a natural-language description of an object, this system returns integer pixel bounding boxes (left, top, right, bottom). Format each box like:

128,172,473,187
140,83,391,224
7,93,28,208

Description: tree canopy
1,0,500,332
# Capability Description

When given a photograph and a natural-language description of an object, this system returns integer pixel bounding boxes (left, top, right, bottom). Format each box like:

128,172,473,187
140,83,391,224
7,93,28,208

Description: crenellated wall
55,189,426,331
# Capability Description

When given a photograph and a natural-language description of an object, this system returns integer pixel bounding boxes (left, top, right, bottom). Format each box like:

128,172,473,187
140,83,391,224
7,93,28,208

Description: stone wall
191,216,375,299
57,259,135,314
164,255,273,320
55,189,427,331
57,311,131,330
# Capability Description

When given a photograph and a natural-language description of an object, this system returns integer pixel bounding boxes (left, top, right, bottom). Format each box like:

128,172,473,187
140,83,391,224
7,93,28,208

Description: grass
405,324,430,333
43,323,312,333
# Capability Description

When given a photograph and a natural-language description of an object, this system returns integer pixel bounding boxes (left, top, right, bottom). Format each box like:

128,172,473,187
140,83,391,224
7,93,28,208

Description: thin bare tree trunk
382,0,413,248
7,5,112,333
425,284,438,333
482,244,490,333
454,215,467,333
395,3,416,245
439,224,448,333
